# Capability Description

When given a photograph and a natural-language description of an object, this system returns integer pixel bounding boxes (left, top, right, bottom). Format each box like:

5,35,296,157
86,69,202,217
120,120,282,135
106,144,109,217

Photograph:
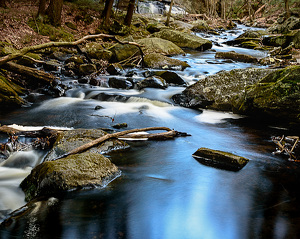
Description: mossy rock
153,29,212,51
192,147,249,171
143,53,190,70
111,43,141,62
240,40,261,49
176,68,274,110
137,37,184,56
241,66,300,122
79,64,97,75
0,75,25,108
191,20,210,32
20,152,121,201
84,42,113,61
215,51,258,63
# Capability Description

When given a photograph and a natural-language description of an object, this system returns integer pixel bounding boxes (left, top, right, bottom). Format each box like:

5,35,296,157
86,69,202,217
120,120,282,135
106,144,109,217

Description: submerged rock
153,29,212,51
192,147,249,171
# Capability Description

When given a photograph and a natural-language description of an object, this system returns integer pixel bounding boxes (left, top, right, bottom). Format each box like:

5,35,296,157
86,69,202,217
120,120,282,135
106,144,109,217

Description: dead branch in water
272,135,299,161
51,127,189,161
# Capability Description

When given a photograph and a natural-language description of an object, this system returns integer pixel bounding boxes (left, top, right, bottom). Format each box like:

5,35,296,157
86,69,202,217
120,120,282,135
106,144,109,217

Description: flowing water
1,24,300,239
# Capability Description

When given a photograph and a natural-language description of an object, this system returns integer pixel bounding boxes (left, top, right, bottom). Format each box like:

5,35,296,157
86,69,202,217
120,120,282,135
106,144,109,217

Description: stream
1,24,300,239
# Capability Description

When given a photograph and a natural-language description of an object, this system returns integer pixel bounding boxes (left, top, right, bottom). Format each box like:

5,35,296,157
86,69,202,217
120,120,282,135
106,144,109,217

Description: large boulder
173,68,274,111
240,65,300,123
192,147,249,171
137,37,184,56
263,30,300,49
111,43,141,62
21,129,129,201
20,152,120,201
143,53,190,70
267,16,300,34
153,29,212,51
173,66,300,124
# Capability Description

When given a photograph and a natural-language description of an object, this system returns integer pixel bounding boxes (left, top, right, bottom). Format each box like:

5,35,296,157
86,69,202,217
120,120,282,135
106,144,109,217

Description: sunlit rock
153,29,212,51
143,53,190,70
137,37,184,56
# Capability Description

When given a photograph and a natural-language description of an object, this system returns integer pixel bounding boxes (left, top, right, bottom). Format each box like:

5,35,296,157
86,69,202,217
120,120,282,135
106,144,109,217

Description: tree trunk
165,0,174,26
247,0,253,22
124,0,136,26
46,0,63,26
37,0,47,17
102,0,114,25
284,0,290,18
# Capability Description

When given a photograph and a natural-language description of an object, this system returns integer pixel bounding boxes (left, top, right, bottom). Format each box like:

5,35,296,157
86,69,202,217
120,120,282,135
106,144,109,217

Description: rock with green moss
215,51,258,63
143,53,190,70
111,43,141,62
20,129,129,201
20,152,121,201
225,30,265,48
83,42,113,61
137,37,184,56
172,68,274,110
263,30,300,49
267,16,300,34
191,20,210,32
79,64,97,75
240,66,300,123
192,147,249,171
153,29,212,51
0,75,25,108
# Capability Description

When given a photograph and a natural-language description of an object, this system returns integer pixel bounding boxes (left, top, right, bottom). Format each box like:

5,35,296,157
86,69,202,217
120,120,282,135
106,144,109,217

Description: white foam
194,110,242,124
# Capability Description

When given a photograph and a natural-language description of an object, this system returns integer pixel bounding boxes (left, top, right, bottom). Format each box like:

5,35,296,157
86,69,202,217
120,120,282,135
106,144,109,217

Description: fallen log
51,127,189,161
2,62,58,83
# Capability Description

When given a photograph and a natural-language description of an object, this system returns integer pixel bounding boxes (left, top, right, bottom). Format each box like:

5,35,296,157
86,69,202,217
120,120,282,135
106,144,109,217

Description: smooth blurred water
1,25,300,239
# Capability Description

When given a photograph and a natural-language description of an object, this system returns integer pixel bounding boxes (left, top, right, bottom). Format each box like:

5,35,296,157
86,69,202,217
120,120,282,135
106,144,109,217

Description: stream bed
1,24,300,239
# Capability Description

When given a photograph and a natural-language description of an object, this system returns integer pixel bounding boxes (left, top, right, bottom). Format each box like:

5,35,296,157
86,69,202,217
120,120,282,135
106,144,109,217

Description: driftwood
52,127,189,161
272,135,299,161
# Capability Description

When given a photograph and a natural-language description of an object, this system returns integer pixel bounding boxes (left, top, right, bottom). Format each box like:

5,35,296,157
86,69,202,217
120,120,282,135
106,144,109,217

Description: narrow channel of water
1,25,300,239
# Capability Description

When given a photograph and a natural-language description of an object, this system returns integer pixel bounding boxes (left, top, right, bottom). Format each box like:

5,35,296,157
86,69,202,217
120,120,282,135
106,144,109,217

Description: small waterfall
0,150,43,221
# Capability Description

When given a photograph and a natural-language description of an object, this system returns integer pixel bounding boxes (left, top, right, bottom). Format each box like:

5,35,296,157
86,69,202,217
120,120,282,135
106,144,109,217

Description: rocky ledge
172,66,300,124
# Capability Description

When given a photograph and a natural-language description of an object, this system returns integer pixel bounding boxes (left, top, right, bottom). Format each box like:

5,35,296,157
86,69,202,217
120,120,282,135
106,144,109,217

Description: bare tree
37,0,47,17
284,0,290,18
124,0,136,26
102,0,114,25
165,0,174,26
46,0,63,26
